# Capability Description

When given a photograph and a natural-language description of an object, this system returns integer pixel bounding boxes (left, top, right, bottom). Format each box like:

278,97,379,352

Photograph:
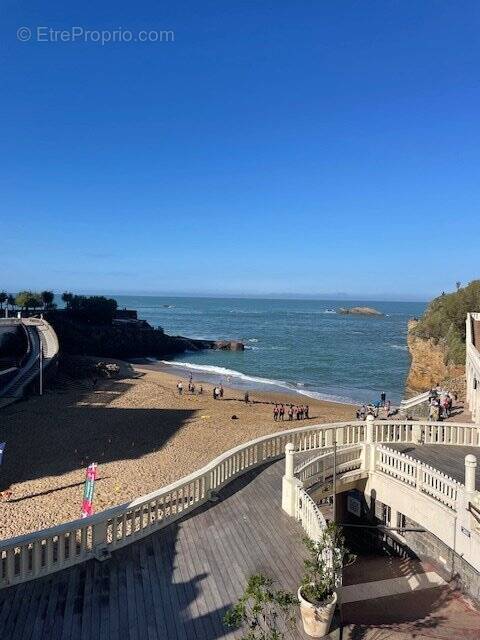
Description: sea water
113,296,425,405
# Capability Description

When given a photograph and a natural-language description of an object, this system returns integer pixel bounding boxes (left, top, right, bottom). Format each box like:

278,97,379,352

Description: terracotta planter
297,585,337,638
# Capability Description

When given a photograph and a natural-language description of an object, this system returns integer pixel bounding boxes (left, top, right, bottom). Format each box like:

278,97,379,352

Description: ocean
112,296,425,405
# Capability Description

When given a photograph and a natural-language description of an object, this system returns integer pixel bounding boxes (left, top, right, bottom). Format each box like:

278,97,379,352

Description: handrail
295,486,326,543
294,445,363,486
376,445,460,510
0,419,478,588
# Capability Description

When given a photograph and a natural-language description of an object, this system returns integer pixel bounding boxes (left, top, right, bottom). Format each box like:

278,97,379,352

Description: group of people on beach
356,392,391,420
273,403,309,421
177,375,203,396
428,385,456,421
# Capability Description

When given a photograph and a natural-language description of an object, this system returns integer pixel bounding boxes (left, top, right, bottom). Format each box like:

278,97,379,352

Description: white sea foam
159,360,355,405
296,388,356,405
389,344,408,351
160,360,287,386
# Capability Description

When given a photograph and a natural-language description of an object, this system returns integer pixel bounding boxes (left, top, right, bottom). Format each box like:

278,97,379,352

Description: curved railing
295,445,363,488
0,419,478,588
0,318,59,400
295,486,326,542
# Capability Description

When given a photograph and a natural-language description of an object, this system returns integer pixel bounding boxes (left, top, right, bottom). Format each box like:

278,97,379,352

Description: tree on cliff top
67,295,118,324
15,291,43,311
41,290,55,309
413,280,480,365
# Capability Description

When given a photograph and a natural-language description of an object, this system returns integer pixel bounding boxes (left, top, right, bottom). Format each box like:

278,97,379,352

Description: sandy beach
0,360,354,539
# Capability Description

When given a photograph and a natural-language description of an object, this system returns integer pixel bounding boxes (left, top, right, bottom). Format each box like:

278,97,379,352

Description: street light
39,342,43,396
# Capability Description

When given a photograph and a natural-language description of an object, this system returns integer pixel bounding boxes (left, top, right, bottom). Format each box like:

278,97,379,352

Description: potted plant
224,573,298,639
298,523,355,638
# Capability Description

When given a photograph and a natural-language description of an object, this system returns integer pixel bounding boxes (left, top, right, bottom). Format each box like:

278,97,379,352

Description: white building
466,312,480,424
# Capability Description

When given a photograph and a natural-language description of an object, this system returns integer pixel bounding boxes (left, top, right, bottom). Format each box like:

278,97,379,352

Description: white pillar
413,423,422,444
284,443,295,479
365,414,375,444
465,454,477,495
282,443,301,517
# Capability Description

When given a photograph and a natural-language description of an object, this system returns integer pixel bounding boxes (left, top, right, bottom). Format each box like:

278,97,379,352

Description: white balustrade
376,445,459,510
1,418,478,588
294,485,326,543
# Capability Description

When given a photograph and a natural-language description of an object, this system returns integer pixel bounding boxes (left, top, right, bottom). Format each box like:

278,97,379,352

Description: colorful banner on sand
81,462,98,518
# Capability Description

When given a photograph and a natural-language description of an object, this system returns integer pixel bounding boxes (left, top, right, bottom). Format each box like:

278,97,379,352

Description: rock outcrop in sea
338,306,383,316
47,313,244,360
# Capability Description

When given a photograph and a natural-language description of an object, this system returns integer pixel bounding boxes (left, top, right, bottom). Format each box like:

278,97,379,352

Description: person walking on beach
177,381,183,395
288,405,293,421
198,385,203,395
273,404,279,421
380,391,386,407
244,391,250,404
220,384,224,399
305,405,309,419
279,404,285,420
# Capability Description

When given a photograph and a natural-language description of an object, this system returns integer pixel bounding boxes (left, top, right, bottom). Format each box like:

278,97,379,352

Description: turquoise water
113,296,425,405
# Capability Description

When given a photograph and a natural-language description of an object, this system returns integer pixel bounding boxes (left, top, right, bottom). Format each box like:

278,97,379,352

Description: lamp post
333,436,337,522
39,343,43,396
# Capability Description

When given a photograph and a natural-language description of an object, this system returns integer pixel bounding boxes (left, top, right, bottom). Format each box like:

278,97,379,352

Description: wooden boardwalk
388,444,480,485
0,460,309,640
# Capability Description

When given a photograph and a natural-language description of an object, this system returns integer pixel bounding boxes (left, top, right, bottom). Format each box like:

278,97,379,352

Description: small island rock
338,307,383,316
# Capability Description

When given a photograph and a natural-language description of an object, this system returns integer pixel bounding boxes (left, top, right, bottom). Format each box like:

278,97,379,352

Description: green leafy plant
224,574,297,639
301,523,355,606
412,279,480,365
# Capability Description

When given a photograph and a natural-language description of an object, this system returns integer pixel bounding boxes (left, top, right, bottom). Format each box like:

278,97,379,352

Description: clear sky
1,1,479,300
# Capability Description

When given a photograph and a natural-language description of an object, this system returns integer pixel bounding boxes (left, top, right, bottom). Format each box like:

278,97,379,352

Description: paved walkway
341,556,480,639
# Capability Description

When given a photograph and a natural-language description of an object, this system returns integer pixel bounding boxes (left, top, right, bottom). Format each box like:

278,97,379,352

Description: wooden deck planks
0,460,307,639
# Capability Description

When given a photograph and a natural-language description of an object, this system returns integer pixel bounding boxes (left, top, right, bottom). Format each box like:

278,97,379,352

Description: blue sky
1,1,479,300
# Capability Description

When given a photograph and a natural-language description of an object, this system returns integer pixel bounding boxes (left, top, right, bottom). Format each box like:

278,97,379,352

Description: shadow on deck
0,460,309,640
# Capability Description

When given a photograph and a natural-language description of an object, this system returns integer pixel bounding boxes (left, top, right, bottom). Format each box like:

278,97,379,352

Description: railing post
413,423,422,445
465,454,477,495
365,415,374,444
93,521,107,548
362,415,376,472
285,443,294,479
282,443,302,517
416,462,423,492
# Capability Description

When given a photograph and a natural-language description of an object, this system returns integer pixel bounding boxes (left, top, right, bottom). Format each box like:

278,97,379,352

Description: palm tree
7,294,15,310
0,291,6,310
41,290,55,310
62,292,73,309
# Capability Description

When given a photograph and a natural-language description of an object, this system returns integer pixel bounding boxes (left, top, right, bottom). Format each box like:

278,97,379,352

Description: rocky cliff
405,320,465,398
47,313,243,360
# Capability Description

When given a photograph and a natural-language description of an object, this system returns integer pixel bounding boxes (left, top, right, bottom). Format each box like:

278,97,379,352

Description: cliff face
47,315,215,359
405,320,465,398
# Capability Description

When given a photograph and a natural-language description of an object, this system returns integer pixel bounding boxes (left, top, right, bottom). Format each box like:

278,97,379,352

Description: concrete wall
351,470,480,604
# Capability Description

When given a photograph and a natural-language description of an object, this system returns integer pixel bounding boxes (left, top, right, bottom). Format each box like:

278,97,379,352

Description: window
397,512,406,532
382,504,391,526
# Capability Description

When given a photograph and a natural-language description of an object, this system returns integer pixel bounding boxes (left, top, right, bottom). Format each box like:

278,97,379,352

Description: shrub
224,574,297,639
413,280,480,364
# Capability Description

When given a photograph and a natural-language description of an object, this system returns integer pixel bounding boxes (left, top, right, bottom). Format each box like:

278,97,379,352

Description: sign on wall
347,493,361,517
